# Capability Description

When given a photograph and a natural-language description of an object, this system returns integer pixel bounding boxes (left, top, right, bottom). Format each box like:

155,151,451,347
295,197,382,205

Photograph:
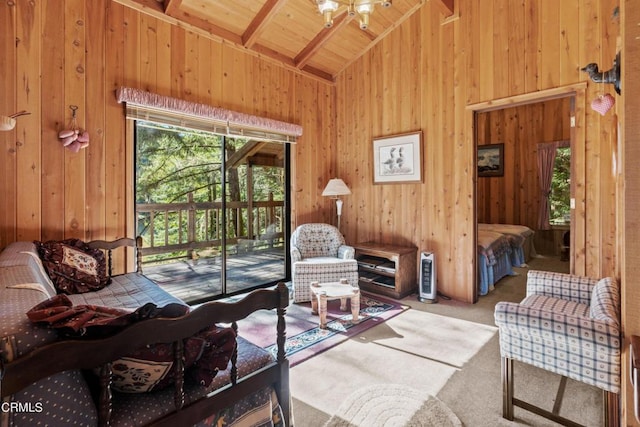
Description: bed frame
0,238,291,427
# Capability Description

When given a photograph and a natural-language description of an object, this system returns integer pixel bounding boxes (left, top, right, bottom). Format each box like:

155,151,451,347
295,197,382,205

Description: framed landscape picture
477,143,504,177
373,131,423,184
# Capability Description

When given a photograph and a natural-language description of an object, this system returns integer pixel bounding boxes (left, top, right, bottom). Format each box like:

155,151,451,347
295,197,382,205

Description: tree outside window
549,147,571,223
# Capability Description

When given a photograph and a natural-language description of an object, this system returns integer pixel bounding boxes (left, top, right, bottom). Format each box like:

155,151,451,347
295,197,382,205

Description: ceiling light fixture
316,0,392,30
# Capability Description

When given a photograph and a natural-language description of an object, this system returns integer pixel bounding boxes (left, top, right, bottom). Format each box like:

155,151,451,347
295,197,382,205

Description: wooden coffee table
310,279,360,329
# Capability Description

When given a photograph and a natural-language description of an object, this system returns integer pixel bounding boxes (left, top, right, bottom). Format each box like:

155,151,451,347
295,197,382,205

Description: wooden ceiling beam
299,65,335,82
248,154,284,168
163,0,182,16
118,0,165,13
114,0,335,83
433,0,454,17
226,141,268,170
243,0,288,48
251,43,297,68
160,0,243,45
294,10,353,70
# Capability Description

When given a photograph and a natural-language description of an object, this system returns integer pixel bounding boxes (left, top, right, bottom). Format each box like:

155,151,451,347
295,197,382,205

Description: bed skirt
478,251,514,295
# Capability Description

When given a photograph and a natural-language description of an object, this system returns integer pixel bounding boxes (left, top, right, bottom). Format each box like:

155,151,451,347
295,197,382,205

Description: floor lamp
322,178,351,230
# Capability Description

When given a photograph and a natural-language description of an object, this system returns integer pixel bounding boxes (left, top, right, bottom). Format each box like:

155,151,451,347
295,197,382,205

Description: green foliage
136,123,224,204
549,147,571,223
135,120,285,261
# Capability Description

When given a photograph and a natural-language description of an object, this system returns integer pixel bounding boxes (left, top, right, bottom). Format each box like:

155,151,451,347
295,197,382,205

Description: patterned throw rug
238,292,407,367
323,384,462,427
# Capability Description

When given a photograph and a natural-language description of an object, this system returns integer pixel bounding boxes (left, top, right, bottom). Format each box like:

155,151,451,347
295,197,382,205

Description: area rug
323,384,462,427
236,292,407,367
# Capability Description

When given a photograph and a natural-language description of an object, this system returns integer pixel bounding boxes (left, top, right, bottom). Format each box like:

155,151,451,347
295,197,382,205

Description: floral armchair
290,223,359,303
494,270,621,426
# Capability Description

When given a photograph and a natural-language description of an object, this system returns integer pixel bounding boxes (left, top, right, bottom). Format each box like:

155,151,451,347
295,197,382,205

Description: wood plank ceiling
115,0,454,82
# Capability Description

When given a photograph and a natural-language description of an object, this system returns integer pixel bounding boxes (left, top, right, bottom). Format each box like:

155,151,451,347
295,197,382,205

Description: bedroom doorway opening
469,84,587,296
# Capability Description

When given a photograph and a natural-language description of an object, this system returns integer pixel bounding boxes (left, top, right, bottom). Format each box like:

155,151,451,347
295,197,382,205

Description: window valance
116,87,302,143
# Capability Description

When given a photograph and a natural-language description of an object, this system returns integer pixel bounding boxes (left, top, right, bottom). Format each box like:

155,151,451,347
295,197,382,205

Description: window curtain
536,140,570,230
116,87,302,143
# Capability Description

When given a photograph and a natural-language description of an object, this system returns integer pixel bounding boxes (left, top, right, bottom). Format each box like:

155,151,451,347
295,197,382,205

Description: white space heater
418,251,437,303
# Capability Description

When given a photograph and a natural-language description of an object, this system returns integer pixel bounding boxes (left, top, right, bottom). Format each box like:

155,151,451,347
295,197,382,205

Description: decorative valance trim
116,87,303,138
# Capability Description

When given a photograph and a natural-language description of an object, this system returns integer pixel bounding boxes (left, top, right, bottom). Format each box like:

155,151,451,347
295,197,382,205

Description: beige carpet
291,256,604,426
323,384,462,427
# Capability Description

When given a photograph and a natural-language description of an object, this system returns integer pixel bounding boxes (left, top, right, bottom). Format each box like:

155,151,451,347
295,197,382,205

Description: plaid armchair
494,270,621,426
290,223,359,303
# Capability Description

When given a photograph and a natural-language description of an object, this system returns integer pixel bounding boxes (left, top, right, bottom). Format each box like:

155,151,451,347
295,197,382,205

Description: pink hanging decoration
58,105,90,151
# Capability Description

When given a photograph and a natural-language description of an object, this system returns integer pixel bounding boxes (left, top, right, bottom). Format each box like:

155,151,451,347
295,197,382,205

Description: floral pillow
34,239,111,294
27,295,236,393
110,326,237,393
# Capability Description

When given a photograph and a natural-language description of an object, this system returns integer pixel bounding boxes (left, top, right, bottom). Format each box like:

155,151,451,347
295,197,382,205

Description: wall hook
58,104,89,152
581,51,621,95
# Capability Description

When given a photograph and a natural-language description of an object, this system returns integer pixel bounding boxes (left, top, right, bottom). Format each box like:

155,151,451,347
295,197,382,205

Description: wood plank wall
0,0,335,269
0,1,625,305
335,0,620,303
0,0,637,422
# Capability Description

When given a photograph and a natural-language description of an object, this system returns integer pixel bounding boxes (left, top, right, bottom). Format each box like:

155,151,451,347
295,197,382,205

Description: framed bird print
372,131,423,184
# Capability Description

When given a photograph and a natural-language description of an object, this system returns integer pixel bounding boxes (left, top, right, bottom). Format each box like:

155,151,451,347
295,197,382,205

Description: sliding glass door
135,120,288,303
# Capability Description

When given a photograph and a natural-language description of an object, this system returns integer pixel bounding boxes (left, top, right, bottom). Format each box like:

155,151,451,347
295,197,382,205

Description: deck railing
136,192,285,259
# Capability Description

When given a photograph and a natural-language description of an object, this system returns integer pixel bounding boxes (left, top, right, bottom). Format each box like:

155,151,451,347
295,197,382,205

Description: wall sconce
322,178,351,230
58,105,89,152
0,110,30,131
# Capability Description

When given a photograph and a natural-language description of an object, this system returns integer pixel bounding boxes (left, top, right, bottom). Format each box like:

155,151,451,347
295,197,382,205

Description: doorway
468,83,587,296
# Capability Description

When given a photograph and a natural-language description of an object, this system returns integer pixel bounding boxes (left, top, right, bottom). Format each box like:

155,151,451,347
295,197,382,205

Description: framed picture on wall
373,131,423,184
477,143,504,177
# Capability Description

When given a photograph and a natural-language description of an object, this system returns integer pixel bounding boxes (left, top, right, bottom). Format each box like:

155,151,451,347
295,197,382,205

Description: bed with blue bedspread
478,230,514,295
478,223,536,267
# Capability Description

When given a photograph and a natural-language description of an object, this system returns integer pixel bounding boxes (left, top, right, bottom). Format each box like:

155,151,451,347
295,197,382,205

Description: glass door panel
223,137,286,295
135,121,287,303
135,121,225,302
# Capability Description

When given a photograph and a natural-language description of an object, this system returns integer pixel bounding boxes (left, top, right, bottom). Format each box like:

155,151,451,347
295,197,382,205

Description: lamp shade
0,116,16,131
322,178,351,197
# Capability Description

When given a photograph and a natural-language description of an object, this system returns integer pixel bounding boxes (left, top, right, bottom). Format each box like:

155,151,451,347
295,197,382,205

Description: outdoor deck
143,247,286,304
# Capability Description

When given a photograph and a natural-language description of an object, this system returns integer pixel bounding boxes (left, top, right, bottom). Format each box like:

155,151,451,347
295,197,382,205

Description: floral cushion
34,239,111,294
27,295,237,394
110,326,237,393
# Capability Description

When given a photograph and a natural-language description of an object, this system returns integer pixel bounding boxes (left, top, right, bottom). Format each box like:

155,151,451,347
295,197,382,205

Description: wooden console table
352,242,417,299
